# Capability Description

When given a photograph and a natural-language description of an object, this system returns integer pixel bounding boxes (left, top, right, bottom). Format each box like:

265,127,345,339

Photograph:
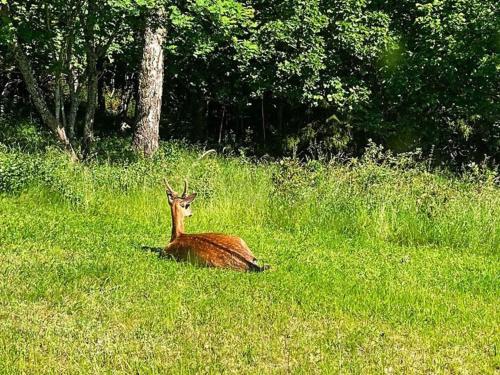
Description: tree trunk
83,0,97,157
83,50,97,155
63,29,79,138
132,8,166,157
97,58,106,114
55,71,61,123
218,105,226,144
261,94,266,143
10,35,77,160
277,99,284,137
116,73,134,125
116,74,133,128
60,85,67,128
67,68,80,138
97,78,105,114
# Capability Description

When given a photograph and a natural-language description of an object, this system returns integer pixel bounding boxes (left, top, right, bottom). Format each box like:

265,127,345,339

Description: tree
1,0,129,158
81,0,127,156
376,0,499,161
1,0,498,164
0,1,78,160
132,6,166,156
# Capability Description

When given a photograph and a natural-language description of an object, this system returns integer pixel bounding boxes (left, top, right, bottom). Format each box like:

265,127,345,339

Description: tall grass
1,135,498,253
0,122,499,373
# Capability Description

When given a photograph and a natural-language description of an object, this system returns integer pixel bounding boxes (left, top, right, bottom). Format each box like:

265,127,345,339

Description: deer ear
183,193,197,204
166,191,175,204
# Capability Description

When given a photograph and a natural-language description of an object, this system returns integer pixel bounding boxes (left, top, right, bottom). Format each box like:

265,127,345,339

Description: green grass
0,140,499,373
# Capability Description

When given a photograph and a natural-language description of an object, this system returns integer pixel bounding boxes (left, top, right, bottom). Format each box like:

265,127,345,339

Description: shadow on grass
139,245,271,272
140,245,164,255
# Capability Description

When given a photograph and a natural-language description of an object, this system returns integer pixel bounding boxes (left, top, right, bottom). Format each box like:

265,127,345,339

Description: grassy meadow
0,127,499,373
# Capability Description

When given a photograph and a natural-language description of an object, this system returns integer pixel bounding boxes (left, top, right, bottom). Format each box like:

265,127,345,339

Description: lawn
0,142,498,373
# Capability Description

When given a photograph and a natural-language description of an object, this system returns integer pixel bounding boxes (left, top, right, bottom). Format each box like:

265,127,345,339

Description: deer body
166,233,264,271
162,180,268,272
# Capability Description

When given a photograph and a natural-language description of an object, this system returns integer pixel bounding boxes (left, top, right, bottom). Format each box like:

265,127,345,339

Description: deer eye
185,204,190,209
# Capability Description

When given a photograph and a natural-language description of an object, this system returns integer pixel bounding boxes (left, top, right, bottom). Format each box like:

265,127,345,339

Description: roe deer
162,179,269,272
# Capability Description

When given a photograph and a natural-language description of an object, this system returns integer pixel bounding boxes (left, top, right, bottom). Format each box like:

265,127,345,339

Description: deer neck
170,204,185,241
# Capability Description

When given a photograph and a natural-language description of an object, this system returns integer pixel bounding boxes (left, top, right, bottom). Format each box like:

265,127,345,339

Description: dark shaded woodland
1,0,498,165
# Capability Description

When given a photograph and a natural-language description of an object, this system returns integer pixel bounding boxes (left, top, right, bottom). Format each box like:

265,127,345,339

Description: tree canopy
1,0,498,164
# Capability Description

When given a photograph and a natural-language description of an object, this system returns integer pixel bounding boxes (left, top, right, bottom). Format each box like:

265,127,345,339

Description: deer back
165,233,260,271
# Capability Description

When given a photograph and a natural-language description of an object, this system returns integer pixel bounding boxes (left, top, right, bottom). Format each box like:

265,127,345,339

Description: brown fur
165,233,263,271
161,179,268,272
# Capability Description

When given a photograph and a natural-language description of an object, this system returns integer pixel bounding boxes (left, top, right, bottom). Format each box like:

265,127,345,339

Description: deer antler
182,179,188,198
164,178,175,195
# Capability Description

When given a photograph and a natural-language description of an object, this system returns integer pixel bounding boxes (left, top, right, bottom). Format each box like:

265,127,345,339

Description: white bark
132,8,166,157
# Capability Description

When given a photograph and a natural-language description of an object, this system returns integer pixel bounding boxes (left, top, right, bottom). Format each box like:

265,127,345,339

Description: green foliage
1,0,498,162
0,117,55,152
272,157,324,201
0,150,35,192
376,0,499,158
167,0,258,104
163,0,498,161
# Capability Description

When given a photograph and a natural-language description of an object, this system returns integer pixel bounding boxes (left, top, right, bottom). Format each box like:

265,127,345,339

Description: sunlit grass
0,142,498,373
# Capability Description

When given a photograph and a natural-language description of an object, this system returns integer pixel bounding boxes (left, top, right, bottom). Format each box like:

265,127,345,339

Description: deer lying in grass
162,179,269,272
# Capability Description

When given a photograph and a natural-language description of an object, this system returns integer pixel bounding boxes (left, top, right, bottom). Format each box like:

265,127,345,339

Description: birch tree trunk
132,8,166,157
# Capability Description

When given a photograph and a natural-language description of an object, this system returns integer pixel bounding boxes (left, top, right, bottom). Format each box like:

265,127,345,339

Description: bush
0,150,37,193
0,117,55,152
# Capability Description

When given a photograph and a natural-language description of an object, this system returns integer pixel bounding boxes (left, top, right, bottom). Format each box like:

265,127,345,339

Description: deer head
164,178,197,217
